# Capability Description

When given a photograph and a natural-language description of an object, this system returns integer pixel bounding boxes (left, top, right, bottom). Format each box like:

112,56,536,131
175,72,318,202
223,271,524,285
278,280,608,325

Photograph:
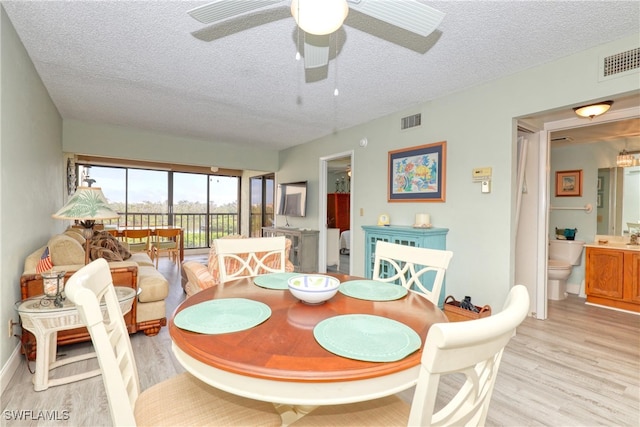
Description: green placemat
253,272,300,290
174,298,271,334
313,314,421,362
339,280,408,301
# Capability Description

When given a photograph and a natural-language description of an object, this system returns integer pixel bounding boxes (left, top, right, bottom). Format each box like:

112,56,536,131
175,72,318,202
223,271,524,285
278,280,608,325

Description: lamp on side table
52,186,120,264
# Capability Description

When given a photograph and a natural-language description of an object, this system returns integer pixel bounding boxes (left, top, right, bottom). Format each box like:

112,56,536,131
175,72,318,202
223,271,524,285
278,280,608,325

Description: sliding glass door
76,164,240,249
250,174,274,237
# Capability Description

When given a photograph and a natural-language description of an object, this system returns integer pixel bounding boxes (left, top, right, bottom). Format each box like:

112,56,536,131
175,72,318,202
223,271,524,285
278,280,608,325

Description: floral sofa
182,236,295,297
20,228,169,358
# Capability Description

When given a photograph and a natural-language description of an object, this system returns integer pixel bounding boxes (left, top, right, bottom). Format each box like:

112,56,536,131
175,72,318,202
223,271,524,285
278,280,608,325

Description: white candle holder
414,213,432,228
41,270,66,308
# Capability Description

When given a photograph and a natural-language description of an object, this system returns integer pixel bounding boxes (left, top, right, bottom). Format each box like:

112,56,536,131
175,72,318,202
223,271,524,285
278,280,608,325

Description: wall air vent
599,47,640,81
401,113,422,130
550,136,574,143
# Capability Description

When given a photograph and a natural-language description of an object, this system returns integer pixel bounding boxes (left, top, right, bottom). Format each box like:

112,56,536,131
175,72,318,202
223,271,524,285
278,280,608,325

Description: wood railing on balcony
104,213,239,249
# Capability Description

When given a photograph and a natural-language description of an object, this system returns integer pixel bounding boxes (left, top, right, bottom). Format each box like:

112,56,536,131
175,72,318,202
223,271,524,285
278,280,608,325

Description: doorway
519,106,640,320
318,151,354,275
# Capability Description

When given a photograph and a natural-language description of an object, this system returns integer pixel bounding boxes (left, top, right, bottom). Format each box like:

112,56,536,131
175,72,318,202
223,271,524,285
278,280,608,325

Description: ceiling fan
188,0,445,70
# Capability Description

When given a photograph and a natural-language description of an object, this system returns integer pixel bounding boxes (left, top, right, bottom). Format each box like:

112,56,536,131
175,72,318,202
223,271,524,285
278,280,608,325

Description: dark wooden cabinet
327,193,350,233
585,246,640,312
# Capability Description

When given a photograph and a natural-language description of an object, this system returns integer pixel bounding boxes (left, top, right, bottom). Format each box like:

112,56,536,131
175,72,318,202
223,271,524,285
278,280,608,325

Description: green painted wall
63,120,279,173
1,7,64,372
277,33,640,311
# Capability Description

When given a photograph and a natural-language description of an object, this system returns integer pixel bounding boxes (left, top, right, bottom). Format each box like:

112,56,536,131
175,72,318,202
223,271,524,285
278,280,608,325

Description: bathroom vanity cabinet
585,246,640,313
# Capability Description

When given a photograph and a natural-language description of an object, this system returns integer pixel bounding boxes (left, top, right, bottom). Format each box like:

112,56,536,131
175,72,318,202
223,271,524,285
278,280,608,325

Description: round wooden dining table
169,273,447,422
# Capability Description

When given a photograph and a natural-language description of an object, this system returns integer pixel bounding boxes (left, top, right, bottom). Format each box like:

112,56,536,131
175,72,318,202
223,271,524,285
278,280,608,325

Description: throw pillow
48,234,85,265
64,229,86,245
91,230,131,260
24,245,47,274
90,245,124,262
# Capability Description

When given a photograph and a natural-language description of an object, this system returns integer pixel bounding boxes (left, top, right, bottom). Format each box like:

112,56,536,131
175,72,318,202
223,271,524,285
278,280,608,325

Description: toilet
547,239,584,300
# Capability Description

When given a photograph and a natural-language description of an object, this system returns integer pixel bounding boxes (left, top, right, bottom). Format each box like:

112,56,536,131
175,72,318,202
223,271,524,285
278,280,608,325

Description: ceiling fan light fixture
291,0,349,35
573,101,613,119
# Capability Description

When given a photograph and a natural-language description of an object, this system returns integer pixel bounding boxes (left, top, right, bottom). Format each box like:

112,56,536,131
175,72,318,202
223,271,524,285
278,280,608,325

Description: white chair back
372,240,453,305
213,236,288,283
64,258,140,426
408,284,530,426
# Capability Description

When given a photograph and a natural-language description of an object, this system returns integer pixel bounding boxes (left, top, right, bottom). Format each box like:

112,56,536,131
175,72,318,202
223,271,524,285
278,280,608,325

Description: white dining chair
213,235,288,284
372,240,453,305
64,258,282,427
292,284,530,427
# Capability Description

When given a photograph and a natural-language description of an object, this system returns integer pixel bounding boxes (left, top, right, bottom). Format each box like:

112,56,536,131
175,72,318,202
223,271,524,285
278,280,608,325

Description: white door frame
536,106,639,319
318,150,354,273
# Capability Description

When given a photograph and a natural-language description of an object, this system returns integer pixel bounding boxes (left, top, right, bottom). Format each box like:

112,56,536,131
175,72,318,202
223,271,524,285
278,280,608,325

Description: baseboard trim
1,343,23,395
585,302,640,316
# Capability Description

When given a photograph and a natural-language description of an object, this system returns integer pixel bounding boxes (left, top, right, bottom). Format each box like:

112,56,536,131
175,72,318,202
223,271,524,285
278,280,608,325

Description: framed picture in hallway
388,141,446,202
555,169,583,197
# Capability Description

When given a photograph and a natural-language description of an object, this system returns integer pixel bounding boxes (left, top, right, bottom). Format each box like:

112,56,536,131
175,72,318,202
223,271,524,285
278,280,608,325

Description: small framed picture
597,193,603,208
597,176,603,191
555,170,583,197
388,141,446,202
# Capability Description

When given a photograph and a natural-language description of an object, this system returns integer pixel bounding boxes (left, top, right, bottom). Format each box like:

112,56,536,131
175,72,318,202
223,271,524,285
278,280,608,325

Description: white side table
15,286,136,391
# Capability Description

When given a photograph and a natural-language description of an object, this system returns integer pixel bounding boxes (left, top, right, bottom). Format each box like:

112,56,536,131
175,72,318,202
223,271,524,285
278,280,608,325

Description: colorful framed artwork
555,169,583,197
388,141,446,202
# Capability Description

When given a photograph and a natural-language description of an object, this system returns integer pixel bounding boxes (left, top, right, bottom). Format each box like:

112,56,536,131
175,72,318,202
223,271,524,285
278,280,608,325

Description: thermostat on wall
472,167,492,182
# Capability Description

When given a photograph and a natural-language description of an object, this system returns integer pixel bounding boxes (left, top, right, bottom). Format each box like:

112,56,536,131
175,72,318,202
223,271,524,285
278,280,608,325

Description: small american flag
36,247,53,273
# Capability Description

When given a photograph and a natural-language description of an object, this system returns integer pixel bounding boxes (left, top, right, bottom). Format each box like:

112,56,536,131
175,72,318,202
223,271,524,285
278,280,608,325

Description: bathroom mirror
597,166,640,236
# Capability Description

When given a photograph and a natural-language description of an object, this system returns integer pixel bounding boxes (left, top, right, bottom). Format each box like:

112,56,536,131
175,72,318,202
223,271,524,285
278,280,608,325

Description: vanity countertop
584,235,640,252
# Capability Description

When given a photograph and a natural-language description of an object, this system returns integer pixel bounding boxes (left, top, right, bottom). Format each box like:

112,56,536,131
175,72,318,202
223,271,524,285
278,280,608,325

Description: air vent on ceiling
599,47,640,81
401,113,422,130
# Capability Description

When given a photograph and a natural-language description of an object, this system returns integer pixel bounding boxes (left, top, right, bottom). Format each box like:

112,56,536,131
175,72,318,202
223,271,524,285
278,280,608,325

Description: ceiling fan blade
188,0,284,24
303,34,330,69
347,0,445,37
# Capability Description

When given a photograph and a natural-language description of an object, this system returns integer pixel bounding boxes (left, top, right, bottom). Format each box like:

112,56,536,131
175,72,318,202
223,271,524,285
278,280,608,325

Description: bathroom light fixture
617,149,633,167
616,149,638,167
291,0,348,35
573,101,613,119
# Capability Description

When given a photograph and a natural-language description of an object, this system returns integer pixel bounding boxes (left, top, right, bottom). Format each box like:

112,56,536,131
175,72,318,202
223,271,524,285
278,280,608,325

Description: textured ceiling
3,1,640,151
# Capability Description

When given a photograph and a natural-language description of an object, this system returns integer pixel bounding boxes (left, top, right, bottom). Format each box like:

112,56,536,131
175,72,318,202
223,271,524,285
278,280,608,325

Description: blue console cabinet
362,225,449,307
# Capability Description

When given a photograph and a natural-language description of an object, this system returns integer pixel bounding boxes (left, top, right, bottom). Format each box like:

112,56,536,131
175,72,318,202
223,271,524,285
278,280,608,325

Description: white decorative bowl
288,274,341,305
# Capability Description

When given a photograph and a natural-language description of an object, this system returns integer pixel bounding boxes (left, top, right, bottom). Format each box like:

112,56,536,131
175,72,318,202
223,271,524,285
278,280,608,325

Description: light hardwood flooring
1,256,638,426
327,252,350,275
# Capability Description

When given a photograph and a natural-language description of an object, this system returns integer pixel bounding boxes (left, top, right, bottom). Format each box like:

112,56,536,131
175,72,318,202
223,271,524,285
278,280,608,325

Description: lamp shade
52,187,119,221
573,101,613,119
291,0,348,35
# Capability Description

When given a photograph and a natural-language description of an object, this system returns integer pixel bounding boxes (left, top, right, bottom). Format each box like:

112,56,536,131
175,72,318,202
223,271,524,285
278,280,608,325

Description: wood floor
2,256,638,426
327,252,351,275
